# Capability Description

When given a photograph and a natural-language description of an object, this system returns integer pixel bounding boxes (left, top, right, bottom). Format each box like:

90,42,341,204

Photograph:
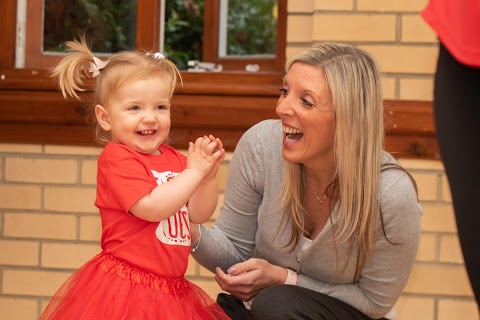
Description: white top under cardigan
192,119,422,320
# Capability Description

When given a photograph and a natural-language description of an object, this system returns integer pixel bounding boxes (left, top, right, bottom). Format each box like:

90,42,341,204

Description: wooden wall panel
0,0,17,68
0,68,438,159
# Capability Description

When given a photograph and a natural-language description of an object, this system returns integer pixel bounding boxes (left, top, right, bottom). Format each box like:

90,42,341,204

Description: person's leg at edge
249,285,385,320
434,42,480,309
216,292,251,320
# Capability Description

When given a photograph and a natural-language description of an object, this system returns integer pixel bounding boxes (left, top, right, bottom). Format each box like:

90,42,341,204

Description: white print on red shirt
152,170,192,246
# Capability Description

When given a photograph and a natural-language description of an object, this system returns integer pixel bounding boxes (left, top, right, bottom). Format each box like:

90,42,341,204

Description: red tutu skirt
40,251,230,320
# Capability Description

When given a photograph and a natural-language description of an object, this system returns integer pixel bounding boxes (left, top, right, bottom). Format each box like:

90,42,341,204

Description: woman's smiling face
276,62,336,167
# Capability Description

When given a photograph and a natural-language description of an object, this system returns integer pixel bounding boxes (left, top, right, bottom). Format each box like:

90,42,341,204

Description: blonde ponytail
51,37,104,99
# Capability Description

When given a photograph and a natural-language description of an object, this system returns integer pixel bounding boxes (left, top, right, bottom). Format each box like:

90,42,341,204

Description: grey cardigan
192,119,422,319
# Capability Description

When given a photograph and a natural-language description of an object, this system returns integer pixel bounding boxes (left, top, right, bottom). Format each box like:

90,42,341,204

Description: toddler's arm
130,135,224,222
188,135,225,223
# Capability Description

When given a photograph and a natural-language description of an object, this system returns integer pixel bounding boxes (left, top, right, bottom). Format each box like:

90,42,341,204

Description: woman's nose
275,97,294,117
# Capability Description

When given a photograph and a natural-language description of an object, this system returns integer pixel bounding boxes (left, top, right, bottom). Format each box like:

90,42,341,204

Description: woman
422,0,480,309
191,42,422,320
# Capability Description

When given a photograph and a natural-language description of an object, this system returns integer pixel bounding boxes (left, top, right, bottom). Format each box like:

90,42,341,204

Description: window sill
0,68,438,159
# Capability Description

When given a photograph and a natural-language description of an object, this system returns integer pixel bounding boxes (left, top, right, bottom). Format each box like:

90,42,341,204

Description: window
21,0,286,72
23,0,160,68
202,0,286,71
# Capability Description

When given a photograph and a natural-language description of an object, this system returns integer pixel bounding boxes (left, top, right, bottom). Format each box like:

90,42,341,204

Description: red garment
40,142,230,320
422,0,480,67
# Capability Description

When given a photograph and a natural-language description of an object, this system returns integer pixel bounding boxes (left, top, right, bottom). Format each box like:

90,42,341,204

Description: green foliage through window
42,0,277,70
164,0,204,69
43,0,137,53
226,0,277,56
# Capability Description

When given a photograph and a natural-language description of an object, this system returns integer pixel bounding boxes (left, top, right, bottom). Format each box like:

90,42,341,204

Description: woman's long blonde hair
51,36,181,146
279,42,387,281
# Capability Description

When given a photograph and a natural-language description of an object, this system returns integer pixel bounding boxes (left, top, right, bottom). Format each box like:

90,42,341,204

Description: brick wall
287,0,438,101
0,144,477,320
1,1,478,319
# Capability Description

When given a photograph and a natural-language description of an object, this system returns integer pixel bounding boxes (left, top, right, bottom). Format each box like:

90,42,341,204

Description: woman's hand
215,258,288,301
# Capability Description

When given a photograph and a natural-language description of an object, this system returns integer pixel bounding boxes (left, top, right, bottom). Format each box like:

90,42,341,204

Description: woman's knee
250,285,301,319
249,285,372,320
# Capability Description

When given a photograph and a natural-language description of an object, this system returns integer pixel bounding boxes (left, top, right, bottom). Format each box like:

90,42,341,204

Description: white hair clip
88,56,109,77
150,52,165,60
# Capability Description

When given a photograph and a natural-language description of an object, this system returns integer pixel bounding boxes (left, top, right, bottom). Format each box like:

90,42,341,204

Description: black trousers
434,42,480,308
217,285,386,320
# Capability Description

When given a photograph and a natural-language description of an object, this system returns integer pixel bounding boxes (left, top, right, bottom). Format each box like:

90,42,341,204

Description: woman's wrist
284,268,298,285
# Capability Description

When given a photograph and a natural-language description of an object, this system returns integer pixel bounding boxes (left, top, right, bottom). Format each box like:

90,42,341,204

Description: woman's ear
95,104,112,131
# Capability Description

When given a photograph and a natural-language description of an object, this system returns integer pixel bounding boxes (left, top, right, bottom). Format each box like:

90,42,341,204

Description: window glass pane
43,0,137,54
220,0,277,57
164,0,204,70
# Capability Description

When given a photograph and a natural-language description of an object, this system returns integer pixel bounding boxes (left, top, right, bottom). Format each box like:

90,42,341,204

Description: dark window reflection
43,0,137,54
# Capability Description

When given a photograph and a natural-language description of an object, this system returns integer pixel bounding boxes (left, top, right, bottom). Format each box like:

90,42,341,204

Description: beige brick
395,296,434,320
0,143,43,153
399,159,444,171
404,264,473,296
3,269,72,296
40,299,51,316
440,235,464,264
416,233,436,262
313,14,396,42
402,15,438,43
288,0,314,13
441,174,452,202
0,297,38,320
4,212,77,239
358,45,437,74
45,145,102,156
358,0,428,12
189,279,224,300
41,243,100,269
5,158,77,183
199,263,216,278
399,78,434,101
0,185,41,209
410,172,438,201
421,203,457,232
0,240,39,266
81,159,97,185
224,152,233,162
382,76,396,100
80,215,102,241
287,15,313,43
314,0,353,11
44,186,97,213
438,299,479,320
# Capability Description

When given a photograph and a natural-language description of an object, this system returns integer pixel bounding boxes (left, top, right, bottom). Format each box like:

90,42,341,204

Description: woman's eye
278,88,288,96
301,98,314,107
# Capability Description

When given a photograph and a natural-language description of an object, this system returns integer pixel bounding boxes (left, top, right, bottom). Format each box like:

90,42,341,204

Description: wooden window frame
23,0,286,72
0,0,439,159
203,0,287,72
24,0,161,69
